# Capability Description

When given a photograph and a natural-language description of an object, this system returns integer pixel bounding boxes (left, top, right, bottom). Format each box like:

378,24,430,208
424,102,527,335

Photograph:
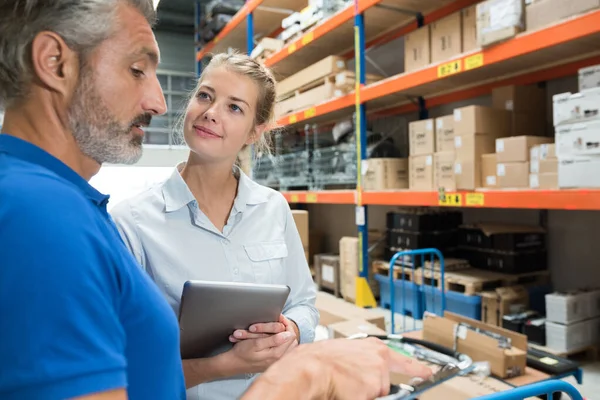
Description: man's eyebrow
136,47,160,65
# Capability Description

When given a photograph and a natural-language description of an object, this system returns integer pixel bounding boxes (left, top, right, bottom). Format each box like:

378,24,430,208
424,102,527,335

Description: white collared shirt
110,164,318,400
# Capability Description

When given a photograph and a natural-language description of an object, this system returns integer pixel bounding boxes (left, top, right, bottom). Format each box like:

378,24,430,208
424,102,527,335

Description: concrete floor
315,307,600,399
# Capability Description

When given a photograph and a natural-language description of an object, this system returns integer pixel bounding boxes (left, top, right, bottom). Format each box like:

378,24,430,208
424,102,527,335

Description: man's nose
143,76,168,116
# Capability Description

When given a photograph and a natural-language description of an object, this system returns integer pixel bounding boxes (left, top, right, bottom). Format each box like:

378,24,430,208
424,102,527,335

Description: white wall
155,31,196,73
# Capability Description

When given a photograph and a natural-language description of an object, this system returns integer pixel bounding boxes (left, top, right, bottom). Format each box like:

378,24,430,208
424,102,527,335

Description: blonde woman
110,53,318,400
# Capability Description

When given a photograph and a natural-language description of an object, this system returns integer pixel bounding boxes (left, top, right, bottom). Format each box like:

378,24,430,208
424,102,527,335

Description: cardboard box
291,210,309,257
559,156,600,188
455,134,496,162
250,37,284,60
409,155,434,190
435,115,455,152
530,158,558,174
409,119,436,155
454,105,511,137
545,291,592,324
276,56,346,98
363,158,409,190
339,236,380,302
553,87,600,126
526,0,570,31
511,113,546,136
497,162,530,188
481,286,530,327
570,0,600,17
579,64,600,91
315,291,387,329
492,84,546,113
275,79,344,117
477,0,525,47
530,173,558,189
482,153,497,188
555,119,600,158
423,312,527,378
405,26,431,72
327,318,387,339
431,12,462,63
462,4,478,52
314,254,341,296
434,151,456,191
530,143,556,160
495,136,554,163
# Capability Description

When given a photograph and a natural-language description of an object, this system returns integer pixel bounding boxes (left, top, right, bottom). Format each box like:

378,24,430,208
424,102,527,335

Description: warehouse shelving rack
194,1,592,396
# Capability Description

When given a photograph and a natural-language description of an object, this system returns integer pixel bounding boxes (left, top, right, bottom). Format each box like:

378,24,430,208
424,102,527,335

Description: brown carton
455,134,496,162
462,4,478,52
291,210,309,256
314,254,341,296
276,56,346,99
435,115,455,152
481,153,498,188
423,312,527,378
530,173,559,189
431,12,462,63
363,158,409,190
409,155,434,190
530,143,556,160
497,162,530,188
492,84,547,113
530,158,558,174
526,0,570,31
409,119,436,156
339,236,381,302
481,286,530,327
453,105,511,137
511,113,547,136
434,151,456,191
315,291,387,330
405,26,431,72
327,319,387,339
495,136,554,163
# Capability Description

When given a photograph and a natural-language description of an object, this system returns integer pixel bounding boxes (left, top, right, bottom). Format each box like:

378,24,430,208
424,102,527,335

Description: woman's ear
246,124,267,145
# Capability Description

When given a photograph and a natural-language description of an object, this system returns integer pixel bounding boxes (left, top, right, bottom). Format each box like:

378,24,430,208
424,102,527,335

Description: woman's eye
230,104,242,113
197,92,210,100
131,68,144,78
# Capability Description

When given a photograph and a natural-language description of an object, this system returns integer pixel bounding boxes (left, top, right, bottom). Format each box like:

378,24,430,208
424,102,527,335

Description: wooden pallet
530,343,599,360
277,71,383,102
424,258,471,272
414,268,509,295
502,270,551,287
372,260,418,282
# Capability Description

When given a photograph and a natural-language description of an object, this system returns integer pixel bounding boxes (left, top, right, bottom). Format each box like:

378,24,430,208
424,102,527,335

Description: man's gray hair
0,0,156,108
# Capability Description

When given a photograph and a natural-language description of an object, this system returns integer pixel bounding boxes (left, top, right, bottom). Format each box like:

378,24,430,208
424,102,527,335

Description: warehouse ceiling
155,0,199,35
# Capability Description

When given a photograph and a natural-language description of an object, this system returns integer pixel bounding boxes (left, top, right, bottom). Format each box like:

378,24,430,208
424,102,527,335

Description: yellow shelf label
288,43,297,54
289,114,297,124
465,53,484,71
290,194,300,203
304,107,316,119
438,193,463,206
437,60,462,78
302,32,314,46
466,193,485,206
214,37,220,44
306,193,318,203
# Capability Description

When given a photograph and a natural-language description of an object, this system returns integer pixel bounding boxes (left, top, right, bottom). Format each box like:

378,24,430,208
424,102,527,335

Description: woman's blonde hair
184,52,277,159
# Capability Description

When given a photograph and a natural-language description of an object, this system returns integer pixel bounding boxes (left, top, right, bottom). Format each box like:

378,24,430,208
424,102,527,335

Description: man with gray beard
0,1,431,399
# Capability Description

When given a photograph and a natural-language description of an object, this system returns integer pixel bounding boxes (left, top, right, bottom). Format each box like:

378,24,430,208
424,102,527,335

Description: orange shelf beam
276,93,355,127
196,0,263,61
362,10,600,103
282,190,356,204
281,189,600,210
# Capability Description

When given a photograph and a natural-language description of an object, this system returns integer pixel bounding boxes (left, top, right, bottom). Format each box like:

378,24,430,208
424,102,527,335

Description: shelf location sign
438,193,463,206
465,193,485,206
288,43,297,54
465,53,484,71
306,193,318,203
302,32,314,46
437,60,462,78
304,107,316,118
289,114,298,124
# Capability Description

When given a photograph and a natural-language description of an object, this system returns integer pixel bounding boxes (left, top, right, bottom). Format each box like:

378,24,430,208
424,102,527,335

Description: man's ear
30,31,79,101
246,124,267,145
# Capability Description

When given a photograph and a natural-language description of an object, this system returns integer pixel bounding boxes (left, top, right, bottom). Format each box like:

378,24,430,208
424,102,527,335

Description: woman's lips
194,126,222,139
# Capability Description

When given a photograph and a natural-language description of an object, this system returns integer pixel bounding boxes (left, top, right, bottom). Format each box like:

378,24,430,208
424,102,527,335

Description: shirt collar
0,133,109,206
161,162,271,213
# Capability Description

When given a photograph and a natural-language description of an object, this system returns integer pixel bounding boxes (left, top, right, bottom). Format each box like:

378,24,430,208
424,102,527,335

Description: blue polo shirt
0,134,186,400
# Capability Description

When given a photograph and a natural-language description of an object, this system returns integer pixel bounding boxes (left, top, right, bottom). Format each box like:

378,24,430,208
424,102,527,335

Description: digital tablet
178,280,291,359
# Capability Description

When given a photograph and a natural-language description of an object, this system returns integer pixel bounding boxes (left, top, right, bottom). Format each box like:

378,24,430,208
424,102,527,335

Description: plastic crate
375,274,424,319
422,286,482,320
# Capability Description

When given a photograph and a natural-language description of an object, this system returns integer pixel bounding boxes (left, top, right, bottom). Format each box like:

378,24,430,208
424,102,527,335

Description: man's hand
224,330,299,374
242,337,433,400
230,314,298,343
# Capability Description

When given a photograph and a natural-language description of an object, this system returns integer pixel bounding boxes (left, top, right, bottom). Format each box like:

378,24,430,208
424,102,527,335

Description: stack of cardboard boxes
363,158,409,191
545,290,600,353
554,64,600,188
291,210,310,262
529,143,558,189
404,4,478,73
409,119,435,190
